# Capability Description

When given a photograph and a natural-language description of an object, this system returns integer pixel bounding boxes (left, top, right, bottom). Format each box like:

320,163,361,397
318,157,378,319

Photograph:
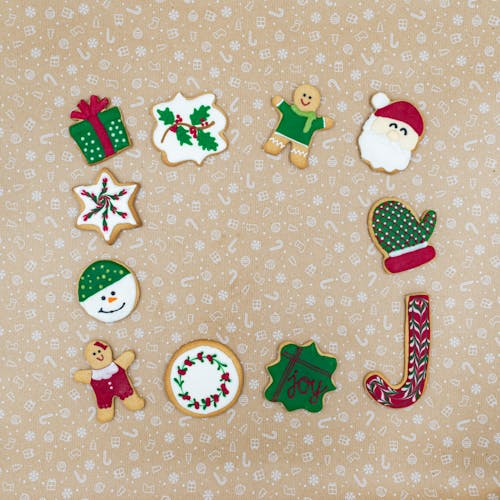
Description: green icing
69,107,129,164
78,260,130,302
265,342,337,412
371,200,437,253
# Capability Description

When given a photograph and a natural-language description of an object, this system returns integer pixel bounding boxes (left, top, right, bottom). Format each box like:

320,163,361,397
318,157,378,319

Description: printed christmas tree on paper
152,92,228,166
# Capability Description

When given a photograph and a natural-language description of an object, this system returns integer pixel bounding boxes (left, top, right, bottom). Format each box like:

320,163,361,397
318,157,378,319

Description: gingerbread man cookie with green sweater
264,84,334,169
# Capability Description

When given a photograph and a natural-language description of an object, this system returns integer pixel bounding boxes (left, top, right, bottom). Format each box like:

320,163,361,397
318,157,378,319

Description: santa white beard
358,114,412,173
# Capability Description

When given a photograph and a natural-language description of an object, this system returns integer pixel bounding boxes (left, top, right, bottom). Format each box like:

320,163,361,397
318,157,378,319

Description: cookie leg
264,133,288,155
97,405,114,423
290,142,310,169
122,391,145,411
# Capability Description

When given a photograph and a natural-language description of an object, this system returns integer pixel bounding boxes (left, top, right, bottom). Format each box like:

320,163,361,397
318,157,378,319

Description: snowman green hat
78,260,130,301
78,259,139,323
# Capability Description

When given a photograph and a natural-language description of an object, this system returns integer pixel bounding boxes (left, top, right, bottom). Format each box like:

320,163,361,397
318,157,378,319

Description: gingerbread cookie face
164,340,243,418
69,95,131,165
78,260,139,323
265,341,337,412
74,340,144,422
368,198,437,273
151,92,228,166
73,168,141,245
292,84,321,113
358,93,424,173
364,294,431,408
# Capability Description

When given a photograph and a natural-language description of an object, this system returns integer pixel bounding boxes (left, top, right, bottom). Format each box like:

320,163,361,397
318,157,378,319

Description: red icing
90,365,134,409
384,245,436,273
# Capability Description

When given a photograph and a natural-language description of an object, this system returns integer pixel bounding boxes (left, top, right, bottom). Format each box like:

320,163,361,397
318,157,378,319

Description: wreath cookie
73,168,141,245
164,340,243,417
151,92,228,166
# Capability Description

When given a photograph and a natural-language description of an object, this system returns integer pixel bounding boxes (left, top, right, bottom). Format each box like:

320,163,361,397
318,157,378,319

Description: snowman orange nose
108,297,118,303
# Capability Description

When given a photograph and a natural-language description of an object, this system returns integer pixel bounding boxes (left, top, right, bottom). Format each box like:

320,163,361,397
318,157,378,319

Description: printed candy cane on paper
364,294,431,409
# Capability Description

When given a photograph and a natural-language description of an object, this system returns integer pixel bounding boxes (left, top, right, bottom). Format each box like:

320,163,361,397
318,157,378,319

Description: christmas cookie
263,84,334,169
358,93,424,173
151,92,228,166
74,340,144,422
264,341,337,412
69,95,131,165
368,198,437,273
73,168,141,245
78,260,139,323
164,340,243,418
364,294,431,409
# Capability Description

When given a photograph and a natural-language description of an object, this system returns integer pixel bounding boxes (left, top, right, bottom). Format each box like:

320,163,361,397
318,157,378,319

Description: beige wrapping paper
0,1,497,498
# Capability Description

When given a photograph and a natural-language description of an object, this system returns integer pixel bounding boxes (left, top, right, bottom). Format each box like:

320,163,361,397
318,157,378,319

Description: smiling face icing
78,260,138,323
293,84,321,112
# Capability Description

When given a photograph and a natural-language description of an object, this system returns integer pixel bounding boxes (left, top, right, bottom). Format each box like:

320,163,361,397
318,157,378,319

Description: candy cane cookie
364,294,431,408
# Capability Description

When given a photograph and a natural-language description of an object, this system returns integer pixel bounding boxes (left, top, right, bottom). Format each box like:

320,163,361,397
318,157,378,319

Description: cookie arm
271,95,284,108
323,117,334,130
115,350,135,369
74,369,92,384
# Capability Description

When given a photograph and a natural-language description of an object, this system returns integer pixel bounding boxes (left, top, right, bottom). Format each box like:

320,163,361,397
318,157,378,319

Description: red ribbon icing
70,95,115,158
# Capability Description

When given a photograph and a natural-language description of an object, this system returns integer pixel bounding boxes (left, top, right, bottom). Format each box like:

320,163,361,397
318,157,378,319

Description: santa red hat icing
371,93,424,137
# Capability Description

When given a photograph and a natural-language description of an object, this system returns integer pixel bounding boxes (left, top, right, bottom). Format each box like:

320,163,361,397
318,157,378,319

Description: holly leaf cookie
265,341,337,412
368,198,437,273
73,168,141,245
152,92,228,166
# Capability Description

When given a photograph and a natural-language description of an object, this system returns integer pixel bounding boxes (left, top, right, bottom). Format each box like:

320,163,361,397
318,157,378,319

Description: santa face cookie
358,93,424,173
164,340,243,418
78,260,139,323
152,92,228,166
73,168,141,245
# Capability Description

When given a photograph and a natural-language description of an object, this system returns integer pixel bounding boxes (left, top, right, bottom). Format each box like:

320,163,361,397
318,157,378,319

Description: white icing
152,92,228,165
371,92,390,109
389,241,428,258
73,171,138,242
92,362,119,380
80,273,138,323
358,114,412,173
168,345,240,416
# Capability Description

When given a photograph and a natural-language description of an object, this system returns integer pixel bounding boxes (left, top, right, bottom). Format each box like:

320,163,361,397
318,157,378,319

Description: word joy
286,370,328,405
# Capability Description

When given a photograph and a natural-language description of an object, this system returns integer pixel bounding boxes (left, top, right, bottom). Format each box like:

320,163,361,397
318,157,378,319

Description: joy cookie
364,294,431,408
152,92,228,166
74,340,144,422
368,198,437,273
265,341,337,412
78,259,139,323
164,340,243,417
263,83,334,169
69,95,131,165
73,168,140,245
358,92,424,173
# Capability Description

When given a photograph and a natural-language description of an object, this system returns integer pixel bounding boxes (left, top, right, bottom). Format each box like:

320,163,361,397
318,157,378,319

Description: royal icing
152,92,228,166
364,294,431,409
78,260,139,323
263,84,334,169
74,340,144,422
69,95,131,165
165,340,243,417
265,341,337,412
358,93,424,173
73,168,140,245
368,198,437,273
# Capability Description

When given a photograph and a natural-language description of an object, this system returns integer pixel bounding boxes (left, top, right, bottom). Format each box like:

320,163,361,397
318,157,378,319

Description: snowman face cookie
78,260,139,323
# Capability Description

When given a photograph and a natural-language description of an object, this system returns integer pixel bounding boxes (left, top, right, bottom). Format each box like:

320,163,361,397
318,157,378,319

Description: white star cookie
73,168,141,244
